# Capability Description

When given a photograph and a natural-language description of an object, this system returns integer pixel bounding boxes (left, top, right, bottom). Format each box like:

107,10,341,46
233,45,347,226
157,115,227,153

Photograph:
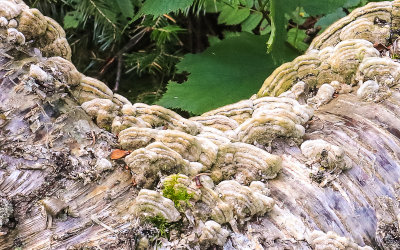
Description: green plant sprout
146,215,171,238
162,174,193,211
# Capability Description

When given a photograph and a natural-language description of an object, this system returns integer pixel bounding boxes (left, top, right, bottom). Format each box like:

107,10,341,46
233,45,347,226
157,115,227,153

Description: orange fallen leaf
110,149,130,160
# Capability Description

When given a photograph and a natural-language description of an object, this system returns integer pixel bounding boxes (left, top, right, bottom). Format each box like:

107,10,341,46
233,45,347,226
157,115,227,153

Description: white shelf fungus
72,76,114,104
199,220,230,246
301,139,352,171
215,180,274,219
307,84,336,108
81,98,118,130
212,142,282,184
357,80,380,101
131,189,181,223
309,230,373,250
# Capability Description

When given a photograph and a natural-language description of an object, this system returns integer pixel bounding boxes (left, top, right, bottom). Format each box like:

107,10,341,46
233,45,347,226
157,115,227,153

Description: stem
257,0,271,25
113,55,123,92
99,28,149,76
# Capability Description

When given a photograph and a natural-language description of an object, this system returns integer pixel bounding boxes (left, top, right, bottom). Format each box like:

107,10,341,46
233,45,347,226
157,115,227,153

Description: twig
91,215,117,233
99,28,149,77
113,55,123,92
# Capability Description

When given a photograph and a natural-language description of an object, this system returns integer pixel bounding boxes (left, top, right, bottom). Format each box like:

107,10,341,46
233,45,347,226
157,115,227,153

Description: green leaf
315,8,346,30
208,35,221,46
241,12,263,32
267,0,299,62
157,33,297,114
267,0,348,62
299,0,347,15
245,0,254,7
259,19,271,35
218,5,250,25
287,28,308,52
63,11,81,29
344,0,361,8
116,0,134,19
286,7,309,25
139,0,194,17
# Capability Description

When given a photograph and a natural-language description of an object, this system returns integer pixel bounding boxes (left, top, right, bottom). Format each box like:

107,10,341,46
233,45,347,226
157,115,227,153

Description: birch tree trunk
1,1,400,249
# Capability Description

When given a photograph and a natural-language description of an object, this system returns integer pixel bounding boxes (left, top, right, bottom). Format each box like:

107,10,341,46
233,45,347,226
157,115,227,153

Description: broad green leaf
157,33,298,114
299,0,347,15
208,35,221,46
64,11,81,29
203,0,220,13
139,0,194,17
218,5,250,25
116,0,134,19
267,0,348,62
259,19,271,35
344,0,361,8
287,28,308,52
217,5,234,24
225,8,250,25
315,8,346,30
241,12,263,32
286,7,309,25
245,0,254,8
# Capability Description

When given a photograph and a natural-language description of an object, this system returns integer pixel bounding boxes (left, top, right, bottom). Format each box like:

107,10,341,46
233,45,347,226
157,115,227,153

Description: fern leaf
139,0,195,17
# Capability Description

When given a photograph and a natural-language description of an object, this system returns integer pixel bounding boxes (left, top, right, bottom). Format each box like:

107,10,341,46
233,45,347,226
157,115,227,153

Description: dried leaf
373,42,388,52
110,149,130,160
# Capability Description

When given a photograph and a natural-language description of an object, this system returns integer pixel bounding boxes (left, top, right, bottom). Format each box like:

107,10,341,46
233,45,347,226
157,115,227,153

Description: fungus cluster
0,0,389,248
309,230,374,250
257,3,400,103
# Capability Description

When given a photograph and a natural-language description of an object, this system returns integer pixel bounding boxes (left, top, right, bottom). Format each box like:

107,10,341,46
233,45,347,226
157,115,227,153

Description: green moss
146,215,171,238
162,174,193,211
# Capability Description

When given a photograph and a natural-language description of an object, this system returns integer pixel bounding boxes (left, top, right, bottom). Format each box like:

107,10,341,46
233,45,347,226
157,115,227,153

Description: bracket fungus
309,230,373,250
199,220,230,246
215,180,274,220
201,100,254,124
357,80,380,100
307,84,336,108
125,142,198,188
72,76,114,104
301,139,352,171
0,197,13,228
356,57,400,87
81,98,118,130
189,115,239,132
124,103,200,135
212,142,282,184
301,139,352,185
131,189,181,223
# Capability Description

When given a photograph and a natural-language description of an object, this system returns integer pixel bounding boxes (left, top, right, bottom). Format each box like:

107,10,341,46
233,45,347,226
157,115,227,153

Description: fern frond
64,0,127,49
151,25,185,46
124,47,181,76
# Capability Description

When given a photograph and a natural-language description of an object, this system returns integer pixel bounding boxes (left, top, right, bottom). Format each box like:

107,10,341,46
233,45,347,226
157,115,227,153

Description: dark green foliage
315,8,347,30
162,175,193,211
138,0,195,17
287,28,309,52
157,32,297,114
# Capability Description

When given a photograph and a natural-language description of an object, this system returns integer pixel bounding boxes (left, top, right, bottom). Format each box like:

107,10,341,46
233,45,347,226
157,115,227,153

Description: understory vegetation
27,0,385,115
